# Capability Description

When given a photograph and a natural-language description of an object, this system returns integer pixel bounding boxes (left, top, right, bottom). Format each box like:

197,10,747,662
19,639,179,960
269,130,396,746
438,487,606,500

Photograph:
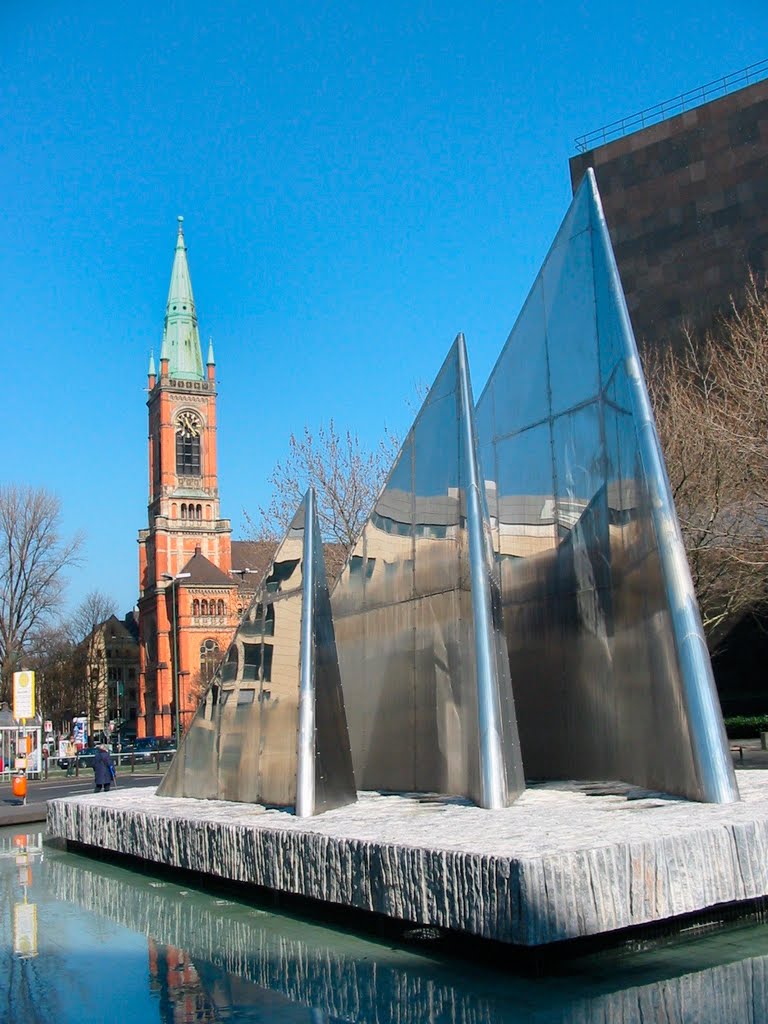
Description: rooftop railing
574,58,768,154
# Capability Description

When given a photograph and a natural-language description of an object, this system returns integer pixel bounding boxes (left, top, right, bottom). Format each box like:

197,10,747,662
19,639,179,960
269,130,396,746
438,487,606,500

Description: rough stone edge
47,796,768,946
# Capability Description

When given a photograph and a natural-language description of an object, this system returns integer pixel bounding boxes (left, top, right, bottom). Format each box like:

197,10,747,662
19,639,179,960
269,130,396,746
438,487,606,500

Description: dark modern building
570,68,768,346
570,65,768,714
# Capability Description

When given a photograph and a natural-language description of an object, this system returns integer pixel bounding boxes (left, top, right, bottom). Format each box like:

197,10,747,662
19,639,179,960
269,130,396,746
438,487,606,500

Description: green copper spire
148,350,156,377
160,216,204,380
206,337,215,365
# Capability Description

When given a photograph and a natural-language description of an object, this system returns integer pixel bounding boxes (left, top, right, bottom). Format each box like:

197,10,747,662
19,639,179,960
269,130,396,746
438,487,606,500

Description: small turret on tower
206,337,215,382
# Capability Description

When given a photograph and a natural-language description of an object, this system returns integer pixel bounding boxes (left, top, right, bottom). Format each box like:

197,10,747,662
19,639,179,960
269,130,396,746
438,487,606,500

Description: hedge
724,715,768,739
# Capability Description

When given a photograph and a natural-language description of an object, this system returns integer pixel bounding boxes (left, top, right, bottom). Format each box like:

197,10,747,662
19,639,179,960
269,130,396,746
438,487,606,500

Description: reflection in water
147,938,328,1023
1,827,765,1023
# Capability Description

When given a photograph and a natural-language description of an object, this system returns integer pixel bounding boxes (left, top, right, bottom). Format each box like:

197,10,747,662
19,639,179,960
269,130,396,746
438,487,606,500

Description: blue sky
1,1,766,617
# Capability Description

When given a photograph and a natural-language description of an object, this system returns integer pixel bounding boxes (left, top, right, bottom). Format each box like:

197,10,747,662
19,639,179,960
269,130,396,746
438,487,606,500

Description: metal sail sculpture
475,169,738,804
158,488,357,816
332,334,524,808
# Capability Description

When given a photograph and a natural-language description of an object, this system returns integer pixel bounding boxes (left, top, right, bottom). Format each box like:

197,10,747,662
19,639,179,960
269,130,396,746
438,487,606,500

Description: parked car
122,737,177,764
157,739,177,762
57,746,98,771
112,731,137,751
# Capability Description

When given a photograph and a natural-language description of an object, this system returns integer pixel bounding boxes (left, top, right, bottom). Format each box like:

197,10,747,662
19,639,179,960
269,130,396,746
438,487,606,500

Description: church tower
137,218,236,739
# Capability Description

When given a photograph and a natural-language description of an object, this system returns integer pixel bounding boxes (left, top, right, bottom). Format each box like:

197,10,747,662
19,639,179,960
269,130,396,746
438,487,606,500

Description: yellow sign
12,671,35,719
13,902,37,958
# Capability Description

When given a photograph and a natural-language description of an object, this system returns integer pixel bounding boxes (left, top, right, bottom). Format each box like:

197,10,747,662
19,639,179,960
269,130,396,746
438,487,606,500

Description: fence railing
575,58,768,153
40,750,175,779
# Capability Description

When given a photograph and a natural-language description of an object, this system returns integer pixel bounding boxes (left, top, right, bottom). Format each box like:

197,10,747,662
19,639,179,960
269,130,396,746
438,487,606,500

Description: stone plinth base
47,772,768,946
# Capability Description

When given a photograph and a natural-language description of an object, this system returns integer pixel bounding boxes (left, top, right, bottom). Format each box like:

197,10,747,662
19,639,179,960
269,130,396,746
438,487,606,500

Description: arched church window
217,599,225,616
175,411,202,476
200,638,221,687
181,503,187,519
201,599,209,615
196,504,203,520
192,599,200,616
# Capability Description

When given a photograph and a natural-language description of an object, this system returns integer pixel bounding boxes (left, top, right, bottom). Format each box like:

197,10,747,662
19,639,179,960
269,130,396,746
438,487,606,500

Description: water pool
2,825,768,1023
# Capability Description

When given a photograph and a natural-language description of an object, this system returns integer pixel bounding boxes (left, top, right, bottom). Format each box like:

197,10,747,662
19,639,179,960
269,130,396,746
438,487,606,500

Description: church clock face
177,411,201,437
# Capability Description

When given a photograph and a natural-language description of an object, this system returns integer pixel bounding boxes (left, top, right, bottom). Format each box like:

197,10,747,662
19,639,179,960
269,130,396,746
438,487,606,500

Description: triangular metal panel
475,169,737,804
332,334,524,808
159,489,356,815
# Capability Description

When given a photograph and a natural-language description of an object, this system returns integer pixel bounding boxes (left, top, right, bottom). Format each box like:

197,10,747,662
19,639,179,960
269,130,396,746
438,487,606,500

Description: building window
201,599,208,615
192,599,200,615
253,603,275,636
175,411,202,476
200,638,221,686
196,504,203,520
265,558,299,592
242,641,273,682
217,599,225,616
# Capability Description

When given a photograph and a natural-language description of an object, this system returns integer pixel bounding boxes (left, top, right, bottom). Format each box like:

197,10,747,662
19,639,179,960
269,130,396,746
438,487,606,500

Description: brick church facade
137,219,272,739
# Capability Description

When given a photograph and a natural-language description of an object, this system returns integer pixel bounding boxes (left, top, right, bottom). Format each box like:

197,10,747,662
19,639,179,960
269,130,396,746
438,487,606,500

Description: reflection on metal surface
159,488,356,815
332,334,524,807
475,169,738,804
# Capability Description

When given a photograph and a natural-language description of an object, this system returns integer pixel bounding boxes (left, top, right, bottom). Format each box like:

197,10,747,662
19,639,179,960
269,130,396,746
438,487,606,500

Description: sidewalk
0,769,165,828
0,803,47,826
727,736,768,769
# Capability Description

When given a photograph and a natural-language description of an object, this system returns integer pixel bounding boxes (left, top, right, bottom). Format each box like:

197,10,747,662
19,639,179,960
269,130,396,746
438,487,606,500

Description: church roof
179,546,234,587
231,539,279,582
159,217,204,381
231,537,347,585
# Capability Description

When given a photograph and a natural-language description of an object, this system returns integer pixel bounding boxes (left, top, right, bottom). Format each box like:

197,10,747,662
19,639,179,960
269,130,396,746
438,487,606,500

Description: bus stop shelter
0,704,42,779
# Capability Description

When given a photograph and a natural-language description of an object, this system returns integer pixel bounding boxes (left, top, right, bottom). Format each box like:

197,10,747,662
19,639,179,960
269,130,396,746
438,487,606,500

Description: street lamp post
161,571,191,748
229,568,259,581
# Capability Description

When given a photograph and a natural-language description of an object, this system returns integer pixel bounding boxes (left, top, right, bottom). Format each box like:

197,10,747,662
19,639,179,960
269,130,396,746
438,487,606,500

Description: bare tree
71,591,117,738
250,420,398,581
0,485,83,701
708,273,768,514
25,625,82,730
645,274,768,646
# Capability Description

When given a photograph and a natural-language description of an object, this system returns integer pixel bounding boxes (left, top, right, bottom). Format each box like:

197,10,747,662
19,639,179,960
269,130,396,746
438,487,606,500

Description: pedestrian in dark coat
93,744,114,793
